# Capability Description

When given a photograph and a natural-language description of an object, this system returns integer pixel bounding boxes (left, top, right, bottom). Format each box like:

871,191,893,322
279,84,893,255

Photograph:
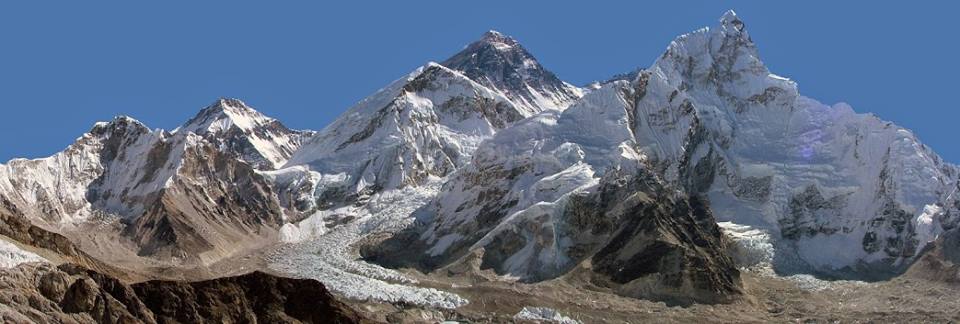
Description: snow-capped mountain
282,67,527,215
399,10,959,288
120,131,284,262
0,116,150,225
0,29,581,270
278,31,582,219
637,10,957,277
179,98,313,170
0,100,302,265
442,30,583,114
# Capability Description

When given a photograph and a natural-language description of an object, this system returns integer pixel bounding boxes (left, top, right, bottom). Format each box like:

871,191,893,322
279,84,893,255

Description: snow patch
915,204,943,253
0,240,46,268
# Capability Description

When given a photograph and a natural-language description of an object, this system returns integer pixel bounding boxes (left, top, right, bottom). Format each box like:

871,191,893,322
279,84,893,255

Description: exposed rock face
588,183,741,306
0,263,150,324
124,139,284,263
907,228,960,283
0,263,367,324
132,270,366,324
442,30,582,114
556,172,743,305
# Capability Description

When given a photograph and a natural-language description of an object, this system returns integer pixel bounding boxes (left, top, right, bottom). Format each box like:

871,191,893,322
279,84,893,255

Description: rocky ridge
0,263,367,324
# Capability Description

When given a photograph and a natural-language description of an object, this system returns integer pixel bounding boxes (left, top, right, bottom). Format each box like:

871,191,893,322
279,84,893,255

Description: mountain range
2,10,959,323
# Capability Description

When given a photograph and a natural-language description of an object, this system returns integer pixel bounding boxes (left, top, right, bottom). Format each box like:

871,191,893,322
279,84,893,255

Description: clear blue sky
1,1,957,162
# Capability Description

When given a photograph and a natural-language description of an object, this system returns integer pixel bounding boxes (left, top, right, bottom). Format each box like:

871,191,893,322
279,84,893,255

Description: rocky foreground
0,263,368,324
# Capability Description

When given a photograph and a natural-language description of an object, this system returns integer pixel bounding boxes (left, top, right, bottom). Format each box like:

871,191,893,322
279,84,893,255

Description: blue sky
1,1,957,162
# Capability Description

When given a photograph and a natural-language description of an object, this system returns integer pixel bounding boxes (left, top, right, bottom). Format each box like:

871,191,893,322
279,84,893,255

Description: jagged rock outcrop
0,263,367,324
586,176,742,306
132,270,366,324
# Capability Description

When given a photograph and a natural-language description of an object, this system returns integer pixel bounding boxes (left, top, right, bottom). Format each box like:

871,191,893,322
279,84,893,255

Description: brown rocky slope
0,263,369,324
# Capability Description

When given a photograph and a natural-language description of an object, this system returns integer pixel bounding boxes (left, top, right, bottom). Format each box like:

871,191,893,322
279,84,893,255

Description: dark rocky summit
442,30,581,113
588,189,743,306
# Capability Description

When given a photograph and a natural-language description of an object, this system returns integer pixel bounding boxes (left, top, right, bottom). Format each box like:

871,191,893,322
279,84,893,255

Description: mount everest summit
1,9,960,322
